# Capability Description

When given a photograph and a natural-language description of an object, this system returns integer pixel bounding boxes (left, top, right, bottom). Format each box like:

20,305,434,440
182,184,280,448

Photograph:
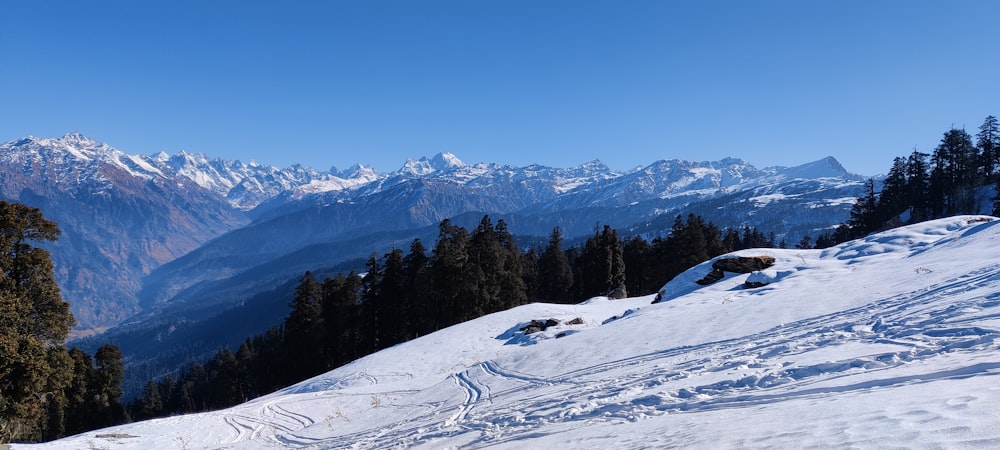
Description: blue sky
1,1,997,176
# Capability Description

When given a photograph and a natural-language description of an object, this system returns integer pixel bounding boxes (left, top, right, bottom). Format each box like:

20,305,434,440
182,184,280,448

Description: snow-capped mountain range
21,216,1000,449
1,133,870,390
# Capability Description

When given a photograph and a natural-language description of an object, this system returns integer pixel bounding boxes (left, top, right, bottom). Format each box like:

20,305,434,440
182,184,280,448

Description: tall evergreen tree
537,227,574,303
878,156,909,225
671,215,710,273
376,248,408,347
322,272,363,367
623,235,653,297
360,255,382,353
430,219,470,328
845,178,880,238
91,344,127,428
977,115,999,179
579,225,626,298
403,240,432,337
931,128,981,214
906,150,931,223
495,219,527,310
0,201,75,442
284,271,325,379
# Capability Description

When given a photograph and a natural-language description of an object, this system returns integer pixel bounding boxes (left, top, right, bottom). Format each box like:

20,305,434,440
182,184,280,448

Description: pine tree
579,225,626,298
430,219,469,328
63,347,94,435
537,227,574,302
846,178,880,238
403,240,432,337
376,248,407,347
906,150,931,223
623,235,653,296
284,271,325,379
360,255,382,353
138,381,162,420
977,115,999,180
672,215,710,273
0,201,75,442
321,272,362,367
878,156,909,225
494,219,527,310
931,128,981,214
91,345,127,428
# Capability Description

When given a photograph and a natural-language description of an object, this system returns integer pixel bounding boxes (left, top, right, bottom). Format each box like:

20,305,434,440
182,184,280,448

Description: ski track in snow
299,263,1000,449
22,217,1000,449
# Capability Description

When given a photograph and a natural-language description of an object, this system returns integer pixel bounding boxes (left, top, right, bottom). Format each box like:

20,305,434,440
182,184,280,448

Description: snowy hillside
26,216,1000,449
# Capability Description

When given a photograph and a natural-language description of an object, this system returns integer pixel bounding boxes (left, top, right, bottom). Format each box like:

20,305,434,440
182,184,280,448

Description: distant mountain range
0,133,870,392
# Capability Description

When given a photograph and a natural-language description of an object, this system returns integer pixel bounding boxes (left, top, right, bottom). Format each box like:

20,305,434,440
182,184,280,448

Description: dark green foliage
537,228,574,303
430,219,471,327
623,235,653,297
126,213,777,425
0,201,128,443
284,271,326,378
832,116,998,243
322,272,363,367
844,178,881,239
577,225,626,298
878,157,909,225
979,116,999,179
906,151,931,222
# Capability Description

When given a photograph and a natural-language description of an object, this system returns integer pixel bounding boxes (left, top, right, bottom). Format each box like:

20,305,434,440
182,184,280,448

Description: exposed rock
744,270,781,289
606,285,628,300
691,256,776,287
696,268,726,285
566,317,584,325
712,256,776,273
520,318,561,335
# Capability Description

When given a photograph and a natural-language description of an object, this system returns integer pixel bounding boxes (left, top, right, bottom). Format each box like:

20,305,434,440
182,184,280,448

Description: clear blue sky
2,1,997,176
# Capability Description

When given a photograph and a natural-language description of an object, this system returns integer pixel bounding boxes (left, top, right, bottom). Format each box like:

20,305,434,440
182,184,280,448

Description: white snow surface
23,216,1000,449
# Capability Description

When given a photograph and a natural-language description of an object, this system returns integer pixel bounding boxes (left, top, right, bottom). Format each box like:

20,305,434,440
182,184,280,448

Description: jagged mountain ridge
1,132,868,344
0,133,250,329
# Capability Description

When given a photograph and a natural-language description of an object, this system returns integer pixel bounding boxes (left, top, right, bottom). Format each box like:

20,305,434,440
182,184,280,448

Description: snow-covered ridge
26,216,1000,449
2,133,868,213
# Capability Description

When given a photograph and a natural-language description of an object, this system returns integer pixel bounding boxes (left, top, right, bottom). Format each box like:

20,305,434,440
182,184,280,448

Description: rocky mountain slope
1,133,869,371
0,134,249,329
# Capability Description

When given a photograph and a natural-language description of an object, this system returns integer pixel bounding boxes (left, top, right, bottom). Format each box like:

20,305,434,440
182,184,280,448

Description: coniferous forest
832,116,1000,242
124,214,777,421
121,115,1000,423
2,116,997,443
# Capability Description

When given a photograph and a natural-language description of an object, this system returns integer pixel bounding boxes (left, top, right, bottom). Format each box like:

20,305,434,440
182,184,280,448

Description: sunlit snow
20,216,1000,449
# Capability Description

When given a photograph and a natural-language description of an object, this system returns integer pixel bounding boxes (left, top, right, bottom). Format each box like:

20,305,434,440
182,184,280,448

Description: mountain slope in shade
24,216,1000,449
0,134,250,330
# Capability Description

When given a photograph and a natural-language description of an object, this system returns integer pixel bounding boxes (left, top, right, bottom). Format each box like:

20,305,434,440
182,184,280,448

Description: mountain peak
60,131,95,143
779,156,855,179
400,153,465,176
336,163,379,180
430,152,464,170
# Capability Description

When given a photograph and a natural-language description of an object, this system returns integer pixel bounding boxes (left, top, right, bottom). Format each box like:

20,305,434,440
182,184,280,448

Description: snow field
23,216,1000,449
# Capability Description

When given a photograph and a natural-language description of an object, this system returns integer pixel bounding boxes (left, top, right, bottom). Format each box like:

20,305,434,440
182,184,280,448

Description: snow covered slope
24,216,1000,448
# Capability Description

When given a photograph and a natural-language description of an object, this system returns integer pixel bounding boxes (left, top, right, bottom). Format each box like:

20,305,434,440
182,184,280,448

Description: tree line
128,214,777,420
0,201,127,443
836,116,1000,241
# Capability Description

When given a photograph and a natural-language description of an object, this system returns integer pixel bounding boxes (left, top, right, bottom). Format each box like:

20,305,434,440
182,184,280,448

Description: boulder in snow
713,256,776,273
